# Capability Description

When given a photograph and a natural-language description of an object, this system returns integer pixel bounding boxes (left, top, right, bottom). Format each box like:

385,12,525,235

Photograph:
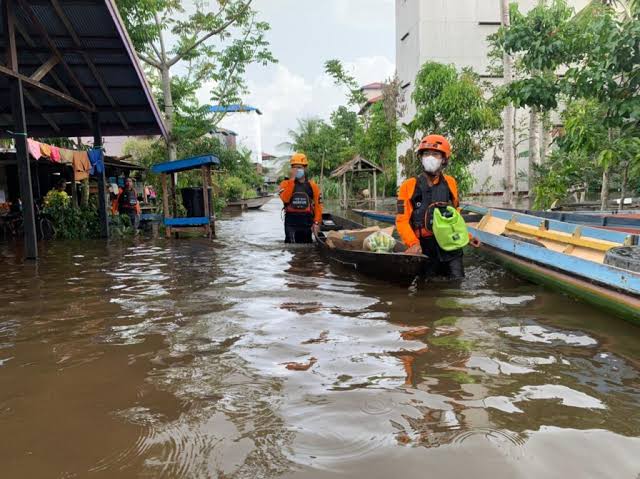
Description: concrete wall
396,0,590,193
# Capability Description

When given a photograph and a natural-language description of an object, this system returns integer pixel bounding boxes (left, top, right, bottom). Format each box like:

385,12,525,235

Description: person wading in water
396,134,477,279
279,153,323,244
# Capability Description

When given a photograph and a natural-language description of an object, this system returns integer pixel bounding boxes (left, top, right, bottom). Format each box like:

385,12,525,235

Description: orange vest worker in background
279,153,323,243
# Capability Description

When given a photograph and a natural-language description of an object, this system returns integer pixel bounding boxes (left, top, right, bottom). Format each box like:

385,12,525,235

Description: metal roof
151,154,220,174
330,155,384,178
0,0,167,139
209,104,262,115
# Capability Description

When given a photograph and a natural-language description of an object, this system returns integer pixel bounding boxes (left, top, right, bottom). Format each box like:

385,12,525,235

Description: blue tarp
209,105,262,115
164,217,211,227
151,154,220,174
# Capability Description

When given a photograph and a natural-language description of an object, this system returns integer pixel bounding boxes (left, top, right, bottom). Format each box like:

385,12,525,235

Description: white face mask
421,155,442,174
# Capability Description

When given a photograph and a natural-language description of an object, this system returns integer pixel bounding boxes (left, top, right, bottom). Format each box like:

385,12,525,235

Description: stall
151,154,220,239
330,155,384,210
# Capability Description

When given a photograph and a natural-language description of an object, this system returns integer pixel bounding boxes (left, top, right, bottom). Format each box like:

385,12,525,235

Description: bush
222,176,246,200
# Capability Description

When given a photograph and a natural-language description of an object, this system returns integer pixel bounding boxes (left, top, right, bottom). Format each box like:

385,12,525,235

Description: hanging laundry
27,139,42,160
40,143,52,158
59,149,74,164
50,145,61,163
72,150,91,181
88,148,104,175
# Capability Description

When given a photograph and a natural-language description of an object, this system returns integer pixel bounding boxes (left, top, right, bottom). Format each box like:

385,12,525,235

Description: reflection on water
0,202,639,478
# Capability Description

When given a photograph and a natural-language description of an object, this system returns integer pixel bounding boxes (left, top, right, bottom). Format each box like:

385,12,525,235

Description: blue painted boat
464,206,640,324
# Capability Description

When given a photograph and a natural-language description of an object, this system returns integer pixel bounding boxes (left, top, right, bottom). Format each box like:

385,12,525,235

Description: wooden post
342,174,347,209
201,165,211,239
373,170,378,210
4,0,36,259
92,112,109,238
170,172,177,217
162,173,170,238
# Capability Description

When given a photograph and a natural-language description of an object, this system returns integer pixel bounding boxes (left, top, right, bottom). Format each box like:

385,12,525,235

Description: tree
564,1,640,208
116,0,275,160
501,0,516,206
494,0,578,206
324,59,367,106
405,62,501,194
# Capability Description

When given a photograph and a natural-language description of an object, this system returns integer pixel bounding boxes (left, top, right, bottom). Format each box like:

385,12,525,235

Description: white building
395,0,589,193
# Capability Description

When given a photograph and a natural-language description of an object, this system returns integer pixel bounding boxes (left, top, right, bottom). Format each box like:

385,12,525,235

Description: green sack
432,206,469,251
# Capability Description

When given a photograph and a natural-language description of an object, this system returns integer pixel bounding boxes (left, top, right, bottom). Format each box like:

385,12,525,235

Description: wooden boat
317,214,430,279
465,207,640,324
224,194,273,211
246,194,273,210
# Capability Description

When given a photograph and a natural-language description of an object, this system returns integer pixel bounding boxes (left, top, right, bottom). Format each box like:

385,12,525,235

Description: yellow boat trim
505,220,617,252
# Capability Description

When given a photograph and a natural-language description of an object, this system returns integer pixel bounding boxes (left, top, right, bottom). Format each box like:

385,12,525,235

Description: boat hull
318,214,429,280
474,243,640,325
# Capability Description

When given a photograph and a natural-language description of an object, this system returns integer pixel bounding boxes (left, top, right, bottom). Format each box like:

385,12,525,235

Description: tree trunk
540,111,551,162
501,0,515,207
528,107,540,207
619,162,629,212
161,66,177,161
600,166,610,211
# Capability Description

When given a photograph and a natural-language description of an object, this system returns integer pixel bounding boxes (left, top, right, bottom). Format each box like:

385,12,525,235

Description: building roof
330,155,384,178
210,127,238,137
209,104,263,115
358,94,383,115
360,82,384,90
261,152,275,160
0,0,167,139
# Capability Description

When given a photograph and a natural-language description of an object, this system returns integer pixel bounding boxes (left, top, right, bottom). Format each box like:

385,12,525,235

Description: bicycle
7,204,56,240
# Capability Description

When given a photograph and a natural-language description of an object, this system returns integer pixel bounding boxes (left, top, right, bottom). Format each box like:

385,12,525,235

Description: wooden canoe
317,214,430,279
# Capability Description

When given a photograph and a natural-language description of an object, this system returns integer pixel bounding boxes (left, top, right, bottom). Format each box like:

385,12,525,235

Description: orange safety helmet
415,134,452,159
290,152,309,167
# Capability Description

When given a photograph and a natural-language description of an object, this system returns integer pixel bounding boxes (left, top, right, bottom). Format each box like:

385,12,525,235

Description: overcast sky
196,0,396,155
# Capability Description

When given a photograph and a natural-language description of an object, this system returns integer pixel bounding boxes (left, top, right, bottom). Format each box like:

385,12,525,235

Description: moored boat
465,207,640,324
318,214,430,280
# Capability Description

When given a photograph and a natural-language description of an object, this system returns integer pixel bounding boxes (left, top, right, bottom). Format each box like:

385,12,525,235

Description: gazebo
330,155,384,209
0,0,167,259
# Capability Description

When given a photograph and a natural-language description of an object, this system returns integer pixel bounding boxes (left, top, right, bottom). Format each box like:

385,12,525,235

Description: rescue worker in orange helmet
279,153,323,243
396,134,466,279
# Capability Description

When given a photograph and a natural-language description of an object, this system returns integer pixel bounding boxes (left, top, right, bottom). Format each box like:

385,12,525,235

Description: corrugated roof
330,155,384,178
0,0,167,139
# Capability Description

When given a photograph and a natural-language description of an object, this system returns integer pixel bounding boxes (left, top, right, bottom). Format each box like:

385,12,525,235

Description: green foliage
324,59,367,106
221,176,247,200
42,196,100,240
406,62,500,193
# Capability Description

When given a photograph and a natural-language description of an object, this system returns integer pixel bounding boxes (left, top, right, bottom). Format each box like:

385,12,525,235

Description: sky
196,0,396,156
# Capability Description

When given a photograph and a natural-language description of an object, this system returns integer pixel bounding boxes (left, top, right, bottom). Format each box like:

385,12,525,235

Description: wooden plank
161,173,170,239
0,64,94,111
202,165,211,239
29,55,59,81
505,221,618,252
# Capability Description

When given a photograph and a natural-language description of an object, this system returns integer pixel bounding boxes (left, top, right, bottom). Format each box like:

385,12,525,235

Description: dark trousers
420,236,464,279
284,213,313,244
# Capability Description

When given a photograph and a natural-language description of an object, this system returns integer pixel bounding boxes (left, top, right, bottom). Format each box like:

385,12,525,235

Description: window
478,21,501,26
401,32,409,41
401,82,411,90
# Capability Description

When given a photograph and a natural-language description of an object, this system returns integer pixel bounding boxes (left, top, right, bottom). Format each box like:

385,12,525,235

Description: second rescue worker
396,134,474,279
279,153,323,243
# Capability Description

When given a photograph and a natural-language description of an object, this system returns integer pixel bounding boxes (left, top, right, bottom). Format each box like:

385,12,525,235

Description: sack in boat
432,206,469,251
326,226,380,250
364,229,397,253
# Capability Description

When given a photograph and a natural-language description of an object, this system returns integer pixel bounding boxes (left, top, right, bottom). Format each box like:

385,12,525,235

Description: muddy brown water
1,201,639,479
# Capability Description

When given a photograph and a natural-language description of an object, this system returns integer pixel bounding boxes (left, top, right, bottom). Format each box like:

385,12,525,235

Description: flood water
1,201,639,479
